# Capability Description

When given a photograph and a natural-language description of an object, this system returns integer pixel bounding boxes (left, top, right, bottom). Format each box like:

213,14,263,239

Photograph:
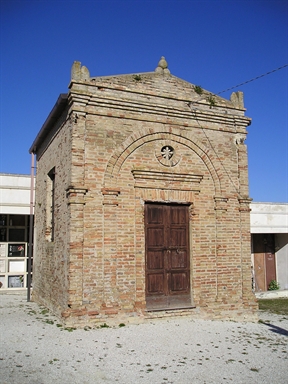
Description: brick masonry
30,58,258,327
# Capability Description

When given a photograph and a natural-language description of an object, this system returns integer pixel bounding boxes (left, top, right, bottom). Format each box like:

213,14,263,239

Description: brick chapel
30,58,258,326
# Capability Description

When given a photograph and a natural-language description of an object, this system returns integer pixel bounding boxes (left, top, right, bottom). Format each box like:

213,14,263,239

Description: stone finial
158,56,168,69
155,56,170,74
230,91,244,109
71,61,90,81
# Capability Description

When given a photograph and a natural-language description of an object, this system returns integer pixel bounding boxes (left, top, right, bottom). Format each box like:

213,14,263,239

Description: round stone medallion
155,142,181,167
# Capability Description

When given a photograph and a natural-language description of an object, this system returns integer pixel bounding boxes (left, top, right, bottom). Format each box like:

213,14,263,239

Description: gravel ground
1,292,287,384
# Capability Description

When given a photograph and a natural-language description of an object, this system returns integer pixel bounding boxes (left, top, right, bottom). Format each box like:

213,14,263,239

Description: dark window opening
48,167,55,242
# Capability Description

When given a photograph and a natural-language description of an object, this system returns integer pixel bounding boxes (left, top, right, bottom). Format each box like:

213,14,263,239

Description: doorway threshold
147,305,196,312
146,294,194,312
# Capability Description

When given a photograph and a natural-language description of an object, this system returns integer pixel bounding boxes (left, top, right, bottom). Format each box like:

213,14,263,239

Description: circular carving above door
155,142,181,167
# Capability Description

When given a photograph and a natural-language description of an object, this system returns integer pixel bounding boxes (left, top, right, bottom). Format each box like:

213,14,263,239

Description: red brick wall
32,68,258,326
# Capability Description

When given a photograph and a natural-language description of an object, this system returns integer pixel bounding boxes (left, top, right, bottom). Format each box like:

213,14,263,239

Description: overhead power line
216,64,288,95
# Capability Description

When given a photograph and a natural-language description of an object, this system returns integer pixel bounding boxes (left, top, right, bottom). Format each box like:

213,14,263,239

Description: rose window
155,143,181,167
161,146,174,160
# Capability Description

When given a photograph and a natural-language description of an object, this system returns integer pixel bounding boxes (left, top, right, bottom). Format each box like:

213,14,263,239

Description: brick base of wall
32,290,258,328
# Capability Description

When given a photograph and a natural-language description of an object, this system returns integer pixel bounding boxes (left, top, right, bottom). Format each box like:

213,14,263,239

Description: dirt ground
1,292,287,384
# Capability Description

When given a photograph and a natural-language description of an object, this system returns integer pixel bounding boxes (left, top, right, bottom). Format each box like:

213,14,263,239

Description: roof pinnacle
155,56,170,74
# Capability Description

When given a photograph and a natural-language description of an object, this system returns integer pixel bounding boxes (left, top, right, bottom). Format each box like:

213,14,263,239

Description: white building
0,173,34,289
250,202,288,292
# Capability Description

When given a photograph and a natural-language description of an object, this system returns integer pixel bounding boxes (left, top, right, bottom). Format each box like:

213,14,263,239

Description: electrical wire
187,64,288,196
193,113,240,196
216,64,288,95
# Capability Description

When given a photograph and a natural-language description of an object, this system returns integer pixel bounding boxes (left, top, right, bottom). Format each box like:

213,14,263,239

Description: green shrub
268,280,280,290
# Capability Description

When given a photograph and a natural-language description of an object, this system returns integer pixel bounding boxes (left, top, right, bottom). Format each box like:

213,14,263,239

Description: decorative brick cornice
101,188,121,196
214,196,228,211
66,187,88,205
238,197,252,212
132,169,203,192
68,81,251,131
101,188,120,205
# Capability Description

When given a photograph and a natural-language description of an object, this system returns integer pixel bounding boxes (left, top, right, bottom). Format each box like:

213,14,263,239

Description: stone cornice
68,90,250,130
132,169,203,192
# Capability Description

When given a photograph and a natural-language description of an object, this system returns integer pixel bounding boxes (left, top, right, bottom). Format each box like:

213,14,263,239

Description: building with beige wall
251,202,288,292
29,58,258,326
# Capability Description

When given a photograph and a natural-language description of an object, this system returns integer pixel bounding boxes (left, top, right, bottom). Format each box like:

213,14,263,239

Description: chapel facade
30,58,258,326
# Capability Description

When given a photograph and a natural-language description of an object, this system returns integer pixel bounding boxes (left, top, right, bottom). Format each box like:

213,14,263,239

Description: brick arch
104,127,222,195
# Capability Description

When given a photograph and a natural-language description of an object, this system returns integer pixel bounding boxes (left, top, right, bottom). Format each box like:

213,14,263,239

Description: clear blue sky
0,0,287,202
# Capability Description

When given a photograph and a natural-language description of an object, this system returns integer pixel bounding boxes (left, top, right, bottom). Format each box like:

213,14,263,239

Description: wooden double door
145,203,191,310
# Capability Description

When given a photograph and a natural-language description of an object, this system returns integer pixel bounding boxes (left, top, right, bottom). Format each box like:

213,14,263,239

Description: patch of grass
63,327,76,332
40,309,49,315
99,323,109,328
258,298,288,315
28,310,37,315
45,319,54,325
49,358,59,364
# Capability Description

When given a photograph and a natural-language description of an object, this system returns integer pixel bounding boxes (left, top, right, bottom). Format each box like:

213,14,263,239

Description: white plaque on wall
9,260,25,272
0,244,6,257
0,259,5,273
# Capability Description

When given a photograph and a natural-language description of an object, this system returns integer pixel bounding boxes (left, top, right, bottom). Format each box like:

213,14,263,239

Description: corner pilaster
101,188,120,312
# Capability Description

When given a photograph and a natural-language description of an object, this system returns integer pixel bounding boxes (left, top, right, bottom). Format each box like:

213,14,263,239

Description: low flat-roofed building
250,202,288,292
0,173,34,290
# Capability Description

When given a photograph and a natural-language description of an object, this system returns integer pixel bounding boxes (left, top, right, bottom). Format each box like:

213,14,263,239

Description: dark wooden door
254,253,266,292
145,203,191,310
253,234,276,292
265,234,276,289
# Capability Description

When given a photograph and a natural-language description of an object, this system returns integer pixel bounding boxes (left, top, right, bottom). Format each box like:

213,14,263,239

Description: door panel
169,228,187,246
265,253,276,288
147,250,164,270
170,250,187,269
147,206,164,223
146,227,165,246
145,203,191,310
254,253,266,292
253,234,276,292
170,272,189,291
147,273,165,294
265,234,276,289
170,206,186,224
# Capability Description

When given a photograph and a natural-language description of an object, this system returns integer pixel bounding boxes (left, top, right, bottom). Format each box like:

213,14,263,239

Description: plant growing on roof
207,94,217,108
194,85,203,95
133,74,142,81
